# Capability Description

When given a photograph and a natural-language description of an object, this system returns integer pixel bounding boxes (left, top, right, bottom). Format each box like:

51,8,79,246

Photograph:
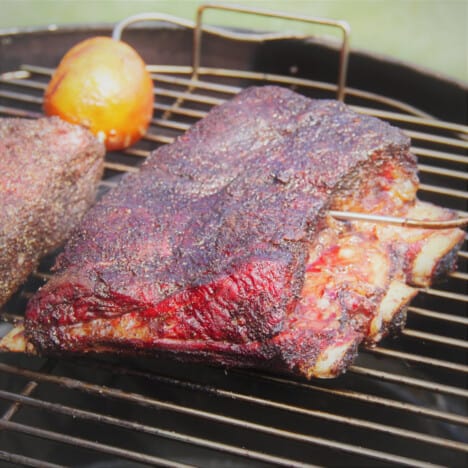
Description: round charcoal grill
0,5,467,467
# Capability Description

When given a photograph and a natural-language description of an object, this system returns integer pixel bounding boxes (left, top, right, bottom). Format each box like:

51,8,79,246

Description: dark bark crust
25,86,417,377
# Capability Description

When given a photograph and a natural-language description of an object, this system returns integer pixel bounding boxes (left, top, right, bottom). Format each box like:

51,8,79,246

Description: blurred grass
1,0,467,82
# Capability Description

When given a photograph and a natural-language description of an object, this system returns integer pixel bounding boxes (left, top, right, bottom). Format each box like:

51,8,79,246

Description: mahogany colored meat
23,86,461,378
0,116,105,308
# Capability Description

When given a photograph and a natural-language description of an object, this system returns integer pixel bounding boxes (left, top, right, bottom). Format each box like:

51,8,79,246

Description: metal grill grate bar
419,288,468,303
408,306,468,326
349,366,468,398
367,347,468,373
0,450,64,468
0,89,42,105
154,102,207,119
0,78,46,91
418,163,468,181
405,130,468,149
401,329,468,349
152,118,191,131
145,132,175,145
104,161,139,173
151,72,242,94
350,105,468,135
412,147,468,164
123,148,151,158
154,87,225,106
0,104,41,118
450,271,468,281
419,183,468,200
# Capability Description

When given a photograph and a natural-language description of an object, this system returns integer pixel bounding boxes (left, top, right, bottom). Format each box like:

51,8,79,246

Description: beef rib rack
15,86,464,378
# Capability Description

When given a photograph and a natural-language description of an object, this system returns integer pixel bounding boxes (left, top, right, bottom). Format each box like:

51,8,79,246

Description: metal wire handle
112,4,350,101
194,3,351,101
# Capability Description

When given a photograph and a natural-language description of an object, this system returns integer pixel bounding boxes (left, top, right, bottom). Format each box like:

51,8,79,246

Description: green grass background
1,0,467,82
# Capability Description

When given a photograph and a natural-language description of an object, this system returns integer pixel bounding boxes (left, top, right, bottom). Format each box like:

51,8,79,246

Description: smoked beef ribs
0,116,105,308
21,86,464,378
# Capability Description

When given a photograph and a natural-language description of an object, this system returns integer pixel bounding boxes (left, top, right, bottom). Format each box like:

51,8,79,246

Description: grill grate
0,5,467,467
